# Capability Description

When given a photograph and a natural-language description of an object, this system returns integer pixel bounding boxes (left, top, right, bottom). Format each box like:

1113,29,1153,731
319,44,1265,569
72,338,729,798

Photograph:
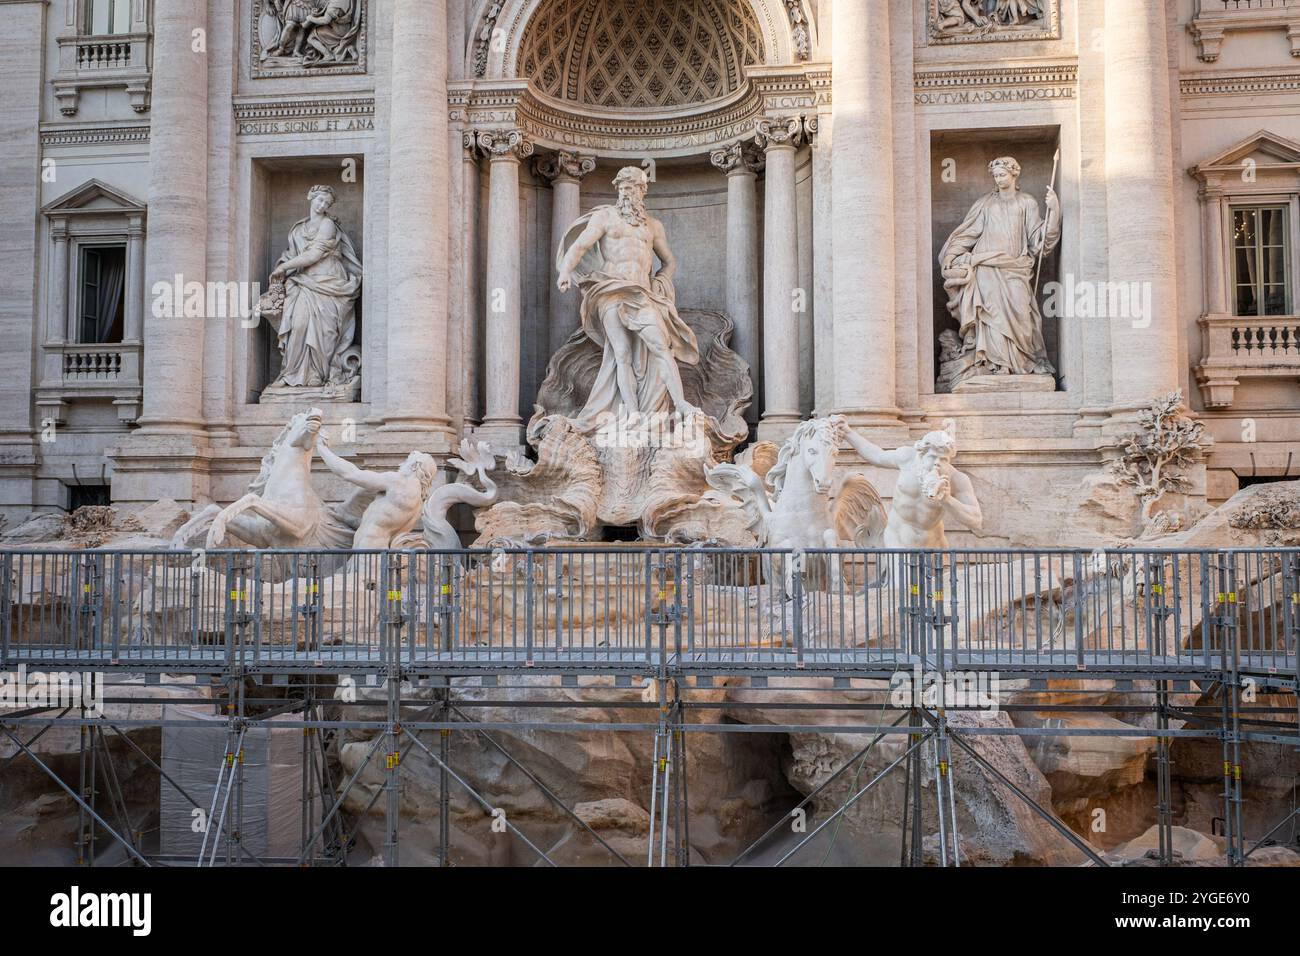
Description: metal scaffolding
1,545,1297,866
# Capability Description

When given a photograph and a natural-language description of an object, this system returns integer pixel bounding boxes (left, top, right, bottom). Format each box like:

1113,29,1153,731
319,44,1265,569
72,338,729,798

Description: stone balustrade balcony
35,343,142,424
53,32,152,116
1195,313,1300,407
1189,0,1300,62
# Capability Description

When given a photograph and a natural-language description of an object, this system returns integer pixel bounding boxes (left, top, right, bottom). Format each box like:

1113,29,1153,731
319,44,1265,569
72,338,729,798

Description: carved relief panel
927,0,1060,45
252,0,367,78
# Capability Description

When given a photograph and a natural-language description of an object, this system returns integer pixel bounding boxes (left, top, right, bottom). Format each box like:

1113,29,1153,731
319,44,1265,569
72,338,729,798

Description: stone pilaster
0,0,45,514
110,0,212,506
461,132,484,426
1202,187,1228,317
830,0,903,437
757,116,803,439
47,222,69,345
538,150,596,357
137,0,209,436
383,0,454,443
477,129,534,447
711,140,764,426
125,215,145,344
807,113,835,416
1104,0,1181,417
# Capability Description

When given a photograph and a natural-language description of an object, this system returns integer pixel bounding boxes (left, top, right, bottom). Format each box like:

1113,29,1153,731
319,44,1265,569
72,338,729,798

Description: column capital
476,128,535,162
755,115,805,151
804,114,823,145
462,129,482,159
536,149,597,184
710,140,764,176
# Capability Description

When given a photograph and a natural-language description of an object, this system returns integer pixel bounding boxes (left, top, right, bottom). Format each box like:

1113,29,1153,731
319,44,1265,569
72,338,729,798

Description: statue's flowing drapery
940,190,1058,376
558,208,700,425
273,216,363,388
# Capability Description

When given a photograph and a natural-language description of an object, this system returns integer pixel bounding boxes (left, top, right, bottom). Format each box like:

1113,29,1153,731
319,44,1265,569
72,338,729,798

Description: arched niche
471,0,815,82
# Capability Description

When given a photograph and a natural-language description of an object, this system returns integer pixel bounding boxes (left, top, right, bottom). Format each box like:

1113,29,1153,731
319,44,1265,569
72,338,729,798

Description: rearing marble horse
173,408,328,550
707,418,886,597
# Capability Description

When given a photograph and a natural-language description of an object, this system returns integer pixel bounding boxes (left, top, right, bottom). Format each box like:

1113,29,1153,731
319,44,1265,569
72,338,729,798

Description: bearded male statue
556,166,702,428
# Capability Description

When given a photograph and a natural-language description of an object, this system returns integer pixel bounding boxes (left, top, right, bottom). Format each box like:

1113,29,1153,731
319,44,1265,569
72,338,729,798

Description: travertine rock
1104,825,1222,865
132,498,191,539
1020,714,1154,818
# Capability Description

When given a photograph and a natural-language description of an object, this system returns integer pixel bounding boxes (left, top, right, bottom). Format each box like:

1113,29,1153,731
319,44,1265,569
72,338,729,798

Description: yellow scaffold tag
83,584,91,594
910,585,919,596
1233,765,1242,780
230,589,247,601
310,583,319,594
387,589,401,601
442,585,451,595
1151,584,1163,595
386,752,400,769
1223,761,1231,777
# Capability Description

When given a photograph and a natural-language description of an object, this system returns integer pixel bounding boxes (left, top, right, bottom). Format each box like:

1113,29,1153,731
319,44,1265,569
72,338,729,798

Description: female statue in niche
263,185,363,397
938,156,1060,387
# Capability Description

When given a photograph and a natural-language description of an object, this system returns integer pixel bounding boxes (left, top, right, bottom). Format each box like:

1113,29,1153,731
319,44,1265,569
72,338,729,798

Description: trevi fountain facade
1,0,1300,868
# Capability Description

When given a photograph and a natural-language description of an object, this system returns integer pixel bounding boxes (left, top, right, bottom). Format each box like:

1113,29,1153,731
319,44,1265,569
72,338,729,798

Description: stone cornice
40,123,149,147
233,95,375,122
913,63,1077,90
913,63,1077,106
232,95,376,137
1180,69,1300,98
450,66,824,159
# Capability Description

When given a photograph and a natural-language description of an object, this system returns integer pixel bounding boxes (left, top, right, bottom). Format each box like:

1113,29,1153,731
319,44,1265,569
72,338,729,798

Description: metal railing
2,547,1297,678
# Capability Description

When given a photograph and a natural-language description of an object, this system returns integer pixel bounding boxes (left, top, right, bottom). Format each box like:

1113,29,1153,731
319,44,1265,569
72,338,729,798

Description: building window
87,0,131,35
78,244,126,344
1232,205,1292,317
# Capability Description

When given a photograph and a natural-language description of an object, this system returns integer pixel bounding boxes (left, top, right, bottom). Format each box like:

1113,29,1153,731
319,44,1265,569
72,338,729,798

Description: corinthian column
758,116,803,438
538,150,596,356
478,129,533,446
384,0,453,439
710,140,763,426
138,0,208,435
1105,0,1180,415
831,0,901,433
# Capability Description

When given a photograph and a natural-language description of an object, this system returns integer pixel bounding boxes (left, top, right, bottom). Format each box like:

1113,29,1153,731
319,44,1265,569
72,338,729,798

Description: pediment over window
1191,131,1300,180
43,179,146,217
